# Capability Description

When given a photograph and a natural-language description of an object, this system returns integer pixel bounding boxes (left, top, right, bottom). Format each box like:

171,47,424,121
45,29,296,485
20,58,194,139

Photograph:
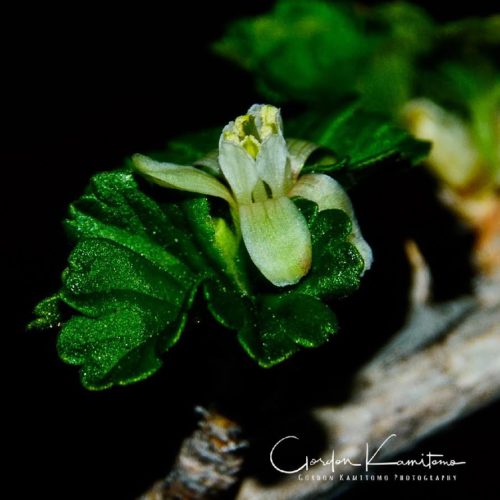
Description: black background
5,2,499,499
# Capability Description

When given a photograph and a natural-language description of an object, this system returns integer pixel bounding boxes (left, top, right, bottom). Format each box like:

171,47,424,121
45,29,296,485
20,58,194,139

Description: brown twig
139,407,247,500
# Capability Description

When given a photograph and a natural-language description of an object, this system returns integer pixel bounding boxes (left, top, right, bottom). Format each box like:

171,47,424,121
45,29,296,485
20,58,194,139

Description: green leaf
203,280,249,330
214,0,375,104
38,169,220,390
358,52,415,114
238,292,338,368
297,209,364,298
214,0,437,110
371,2,435,55
295,105,430,185
28,295,63,330
355,3,435,113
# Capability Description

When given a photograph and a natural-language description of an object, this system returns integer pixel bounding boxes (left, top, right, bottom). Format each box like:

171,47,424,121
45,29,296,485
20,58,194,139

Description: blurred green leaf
371,2,435,54
439,15,500,48
214,0,436,111
358,2,435,112
216,1,498,121
214,0,376,104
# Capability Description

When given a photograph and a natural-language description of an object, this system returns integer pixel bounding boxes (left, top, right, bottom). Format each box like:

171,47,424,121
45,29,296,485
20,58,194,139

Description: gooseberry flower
133,104,372,287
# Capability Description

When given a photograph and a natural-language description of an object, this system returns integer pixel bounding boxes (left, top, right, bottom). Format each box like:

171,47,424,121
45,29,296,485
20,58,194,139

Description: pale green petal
290,174,373,272
239,197,312,286
132,154,234,206
256,133,289,197
218,138,259,204
286,138,320,179
290,173,349,211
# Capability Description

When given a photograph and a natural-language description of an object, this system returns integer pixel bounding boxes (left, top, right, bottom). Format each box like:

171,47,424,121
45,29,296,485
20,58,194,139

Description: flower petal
239,197,312,286
218,138,259,204
132,154,234,206
256,133,289,197
290,174,373,272
286,138,320,179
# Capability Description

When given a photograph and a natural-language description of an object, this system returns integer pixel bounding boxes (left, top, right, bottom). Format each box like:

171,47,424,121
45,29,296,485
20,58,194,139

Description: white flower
133,104,372,287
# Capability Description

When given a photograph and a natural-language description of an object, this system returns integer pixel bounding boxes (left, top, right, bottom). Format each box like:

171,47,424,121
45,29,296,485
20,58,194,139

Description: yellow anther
259,105,279,139
234,115,251,139
224,130,240,144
